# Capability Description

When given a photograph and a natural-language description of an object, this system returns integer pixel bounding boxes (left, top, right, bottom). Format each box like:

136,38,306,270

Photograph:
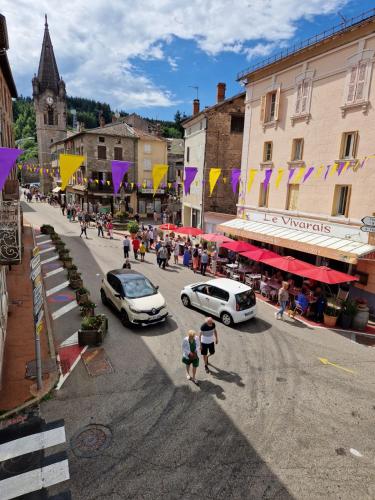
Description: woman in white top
173,242,180,264
182,330,200,384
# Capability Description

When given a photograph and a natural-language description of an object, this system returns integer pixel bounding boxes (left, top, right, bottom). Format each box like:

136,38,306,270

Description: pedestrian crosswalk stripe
52,300,78,320
59,331,79,347
39,247,55,255
44,267,65,278
41,255,59,265
46,281,70,297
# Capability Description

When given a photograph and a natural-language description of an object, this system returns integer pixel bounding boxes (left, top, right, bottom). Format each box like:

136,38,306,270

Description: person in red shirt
132,237,140,260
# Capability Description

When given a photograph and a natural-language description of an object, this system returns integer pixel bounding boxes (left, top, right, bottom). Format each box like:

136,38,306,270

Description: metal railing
0,201,21,264
237,8,375,80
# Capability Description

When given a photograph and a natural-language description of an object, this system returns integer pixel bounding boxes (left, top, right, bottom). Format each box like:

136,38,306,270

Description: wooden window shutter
352,131,359,158
260,95,266,123
295,83,302,114
346,66,357,103
355,62,367,101
274,87,281,121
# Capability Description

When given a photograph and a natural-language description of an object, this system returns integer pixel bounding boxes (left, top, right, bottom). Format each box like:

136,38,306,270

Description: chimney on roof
217,82,226,103
193,98,200,115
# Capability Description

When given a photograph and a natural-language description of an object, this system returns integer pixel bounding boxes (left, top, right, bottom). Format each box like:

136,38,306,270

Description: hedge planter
40,224,55,235
76,288,90,305
323,313,338,328
70,276,83,290
80,302,96,317
51,233,60,241
63,257,73,269
78,315,108,346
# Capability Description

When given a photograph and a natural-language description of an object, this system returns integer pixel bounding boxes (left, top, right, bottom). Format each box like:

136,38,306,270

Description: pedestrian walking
153,211,158,224
139,241,146,262
123,235,131,258
183,246,191,267
61,203,66,216
84,212,91,227
173,241,180,264
182,330,200,384
275,282,289,320
157,244,168,269
107,220,113,239
134,212,140,224
77,210,83,224
200,250,209,276
97,217,104,237
199,317,218,374
132,237,140,260
122,258,131,269
148,228,154,250
80,221,88,239
192,245,200,273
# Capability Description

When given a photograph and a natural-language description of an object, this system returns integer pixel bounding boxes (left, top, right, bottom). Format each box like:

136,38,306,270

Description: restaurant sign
243,209,368,244
140,189,165,194
0,201,21,264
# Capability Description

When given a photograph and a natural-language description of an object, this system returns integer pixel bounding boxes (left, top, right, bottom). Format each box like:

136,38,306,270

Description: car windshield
235,290,256,310
123,277,157,299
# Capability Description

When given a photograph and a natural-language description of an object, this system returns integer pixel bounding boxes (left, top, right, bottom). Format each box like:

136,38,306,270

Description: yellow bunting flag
59,154,84,190
275,168,284,188
209,168,221,196
247,169,257,193
152,164,168,194
330,162,339,177
95,179,99,184
222,177,227,184
167,182,172,189
341,161,350,174
314,164,324,179
130,182,134,189
293,166,305,184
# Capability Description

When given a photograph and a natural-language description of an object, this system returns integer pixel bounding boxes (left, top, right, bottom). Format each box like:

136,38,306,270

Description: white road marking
56,345,88,390
59,331,78,347
1,457,70,499
35,234,44,240
37,239,52,245
39,247,55,255
52,300,78,320
0,426,66,461
350,448,363,457
44,267,65,278
46,281,70,297
41,255,59,265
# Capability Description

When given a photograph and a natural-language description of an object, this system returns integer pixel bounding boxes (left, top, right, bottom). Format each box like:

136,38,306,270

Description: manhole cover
70,424,112,458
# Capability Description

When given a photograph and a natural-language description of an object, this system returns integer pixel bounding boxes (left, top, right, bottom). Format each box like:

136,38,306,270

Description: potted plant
127,221,139,238
76,287,90,305
80,301,96,317
67,264,78,279
352,298,370,331
40,224,55,234
323,305,340,327
54,240,65,250
51,232,60,241
63,255,73,269
69,273,83,290
78,314,108,346
339,299,357,329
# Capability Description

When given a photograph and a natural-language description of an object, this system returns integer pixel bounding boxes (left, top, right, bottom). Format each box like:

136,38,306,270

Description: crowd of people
23,188,58,205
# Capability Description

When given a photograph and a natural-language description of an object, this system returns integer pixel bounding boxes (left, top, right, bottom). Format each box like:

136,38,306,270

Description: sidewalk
0,225,56,413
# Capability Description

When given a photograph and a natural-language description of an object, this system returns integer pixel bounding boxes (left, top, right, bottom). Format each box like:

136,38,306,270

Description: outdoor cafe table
216,257,228,274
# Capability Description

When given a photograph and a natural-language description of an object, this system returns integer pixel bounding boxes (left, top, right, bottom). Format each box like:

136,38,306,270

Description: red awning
298,266,358,284
240,248,279,262
221,241,258,253
176,226,203,236
200,234,234,243
261,256,316,277
159,223,178,230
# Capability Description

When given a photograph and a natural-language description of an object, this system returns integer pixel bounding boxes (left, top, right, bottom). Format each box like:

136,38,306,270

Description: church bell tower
33,15,67,193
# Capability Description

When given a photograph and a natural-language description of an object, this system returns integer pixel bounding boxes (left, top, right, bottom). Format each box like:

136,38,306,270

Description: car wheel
221,312,233,327
100,289,109,306
120,309,130,327
181,294,190,307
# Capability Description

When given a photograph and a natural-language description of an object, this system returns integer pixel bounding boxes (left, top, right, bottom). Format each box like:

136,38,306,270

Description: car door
193,284,215,314
108,275,123,311
208,286,229,316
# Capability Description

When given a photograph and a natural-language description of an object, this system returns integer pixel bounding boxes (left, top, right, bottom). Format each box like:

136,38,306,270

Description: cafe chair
336,287,349,303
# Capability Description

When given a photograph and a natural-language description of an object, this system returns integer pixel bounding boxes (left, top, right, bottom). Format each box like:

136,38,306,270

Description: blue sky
3,0,375,120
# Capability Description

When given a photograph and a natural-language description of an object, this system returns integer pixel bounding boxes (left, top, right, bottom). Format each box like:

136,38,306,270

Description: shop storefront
217,209,375,310
137,188,166,217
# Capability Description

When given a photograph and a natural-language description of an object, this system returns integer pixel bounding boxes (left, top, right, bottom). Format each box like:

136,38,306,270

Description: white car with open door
101,269,168,326
180,278,256,326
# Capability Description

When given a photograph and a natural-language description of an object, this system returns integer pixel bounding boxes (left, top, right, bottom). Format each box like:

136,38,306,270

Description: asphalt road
23,201,375,500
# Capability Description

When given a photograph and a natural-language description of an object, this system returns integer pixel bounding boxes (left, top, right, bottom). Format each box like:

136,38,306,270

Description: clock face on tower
46,96,54,105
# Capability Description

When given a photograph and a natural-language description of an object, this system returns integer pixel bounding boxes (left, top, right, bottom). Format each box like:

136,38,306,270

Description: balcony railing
0,201,21,264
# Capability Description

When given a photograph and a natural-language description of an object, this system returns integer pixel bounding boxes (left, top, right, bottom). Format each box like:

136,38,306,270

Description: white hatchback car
101,269,168,326
180,278,256,326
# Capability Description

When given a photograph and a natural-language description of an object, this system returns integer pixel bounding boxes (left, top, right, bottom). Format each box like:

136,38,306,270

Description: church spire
37,14,60,93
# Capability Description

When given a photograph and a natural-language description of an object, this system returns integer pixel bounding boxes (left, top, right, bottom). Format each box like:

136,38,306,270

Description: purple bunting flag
324,165,331,180
230,169,241,194
111,160,131,194
288,168,295,183
263,169,272,190
184,167,198,195
303,166,314,183
337,162,345,176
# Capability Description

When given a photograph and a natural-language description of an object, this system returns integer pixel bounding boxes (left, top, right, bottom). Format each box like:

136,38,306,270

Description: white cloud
2,0,347,109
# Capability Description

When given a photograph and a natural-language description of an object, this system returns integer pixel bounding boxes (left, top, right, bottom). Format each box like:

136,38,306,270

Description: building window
192,208,200,228
258,183,269,208
98,136,105,143
286,184,299,210
143,158,152,171
97,145,107,160
260,88,281,123
340,131,358,159
47,108,54,126
332,185,351,217
295,80,311,115
116,138,121,144
144,143,151,154
291,138,304,161
345,61,370,104
263,141,273,162
186,146,190,162
230,115,244,133
114,147,123,160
